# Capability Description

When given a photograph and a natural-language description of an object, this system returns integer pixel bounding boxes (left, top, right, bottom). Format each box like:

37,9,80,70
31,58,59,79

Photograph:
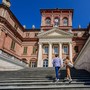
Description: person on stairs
52,54,63,82
64,56,73,83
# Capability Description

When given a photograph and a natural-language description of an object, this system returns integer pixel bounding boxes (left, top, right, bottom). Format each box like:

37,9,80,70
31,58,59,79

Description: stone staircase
0,67,90,90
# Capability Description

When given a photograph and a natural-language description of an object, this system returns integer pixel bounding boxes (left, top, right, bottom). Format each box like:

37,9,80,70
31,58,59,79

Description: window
54,17,60,27
74,46,79,53
74,33,78,37
35,33,38,37
23,47,28,55
45,17,51,26
63,45,68,54
44,46,48,54
26,33,30,37
63,18,68,26
30,62,36,67
33,46,37,54
43,59,48,67
54,47,58,54
10,41,15,50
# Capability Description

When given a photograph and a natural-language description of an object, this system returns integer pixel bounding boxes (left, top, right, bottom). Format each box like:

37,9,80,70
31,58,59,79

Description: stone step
0,81,90,86
0,74,89,78
0,85,90,90
0,68,90,90
0,77,90,80
0,79,90,83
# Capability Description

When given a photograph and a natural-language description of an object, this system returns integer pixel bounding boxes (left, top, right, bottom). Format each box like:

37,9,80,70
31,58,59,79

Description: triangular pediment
37,27,73,38
47,31,62,36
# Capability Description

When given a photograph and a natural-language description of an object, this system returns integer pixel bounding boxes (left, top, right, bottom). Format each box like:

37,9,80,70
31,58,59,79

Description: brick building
0,3,89,67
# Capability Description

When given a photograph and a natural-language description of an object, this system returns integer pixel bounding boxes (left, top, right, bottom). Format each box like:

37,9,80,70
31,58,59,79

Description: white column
48,42,52,67
69,42,73,62
59,42,62,59
37,42,43,67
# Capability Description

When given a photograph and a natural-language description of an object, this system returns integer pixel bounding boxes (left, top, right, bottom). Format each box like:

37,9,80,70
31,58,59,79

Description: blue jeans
55,67,60,79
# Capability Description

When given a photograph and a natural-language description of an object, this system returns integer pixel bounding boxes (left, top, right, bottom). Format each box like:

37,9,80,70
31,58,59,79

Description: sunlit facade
0,5,89,67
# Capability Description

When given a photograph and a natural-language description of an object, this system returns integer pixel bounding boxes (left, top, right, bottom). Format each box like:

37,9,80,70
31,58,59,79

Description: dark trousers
55,66,60,79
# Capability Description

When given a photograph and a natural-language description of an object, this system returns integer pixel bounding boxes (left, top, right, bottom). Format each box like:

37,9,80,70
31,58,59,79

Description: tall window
74,46,79,53
10,41,15,50
33,46,37,54
23,47,28,55
43,59,48,67
54,47,58,54
45,17,51,26
63,18,68,26
30,62,36,67
44,46,48,54
35,33,38,37
63,45,68,54
54,17,60,27
26,33,30,37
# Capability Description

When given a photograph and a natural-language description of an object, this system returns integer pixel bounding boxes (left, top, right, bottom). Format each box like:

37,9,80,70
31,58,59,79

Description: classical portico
37,27,73,67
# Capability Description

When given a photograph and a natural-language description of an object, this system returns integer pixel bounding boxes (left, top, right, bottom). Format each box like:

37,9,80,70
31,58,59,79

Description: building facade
0,4,89,67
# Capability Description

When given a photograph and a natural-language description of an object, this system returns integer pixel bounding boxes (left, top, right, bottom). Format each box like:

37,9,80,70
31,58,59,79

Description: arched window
45,17,51,26
63,18,68,26
54,17,60,27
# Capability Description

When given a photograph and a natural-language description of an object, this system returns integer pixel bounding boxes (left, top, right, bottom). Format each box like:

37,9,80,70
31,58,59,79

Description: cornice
0,16,23,41
38,27,73,38
72,37,87,41
72,28,87,31
0,4,25,31
0,16,39,42
23,38,39,42
40,8,74,13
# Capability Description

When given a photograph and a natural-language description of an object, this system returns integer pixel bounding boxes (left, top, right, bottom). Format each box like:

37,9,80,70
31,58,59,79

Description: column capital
69,42,73,44
59,42,63,44
38,42,42,45
48,42,52,45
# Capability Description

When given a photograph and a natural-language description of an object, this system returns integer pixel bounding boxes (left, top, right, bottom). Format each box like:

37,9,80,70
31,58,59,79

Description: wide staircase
0,67,90,90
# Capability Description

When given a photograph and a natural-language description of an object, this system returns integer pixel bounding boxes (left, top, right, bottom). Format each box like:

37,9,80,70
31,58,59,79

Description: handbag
67,62,73,68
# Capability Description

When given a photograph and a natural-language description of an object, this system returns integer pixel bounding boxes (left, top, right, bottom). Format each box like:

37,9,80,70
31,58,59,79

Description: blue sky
0,0,90,29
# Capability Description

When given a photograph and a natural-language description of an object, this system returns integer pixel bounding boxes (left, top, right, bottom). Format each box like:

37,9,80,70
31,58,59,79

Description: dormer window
63,18,68,26
45,17,51,26
54,17,60,27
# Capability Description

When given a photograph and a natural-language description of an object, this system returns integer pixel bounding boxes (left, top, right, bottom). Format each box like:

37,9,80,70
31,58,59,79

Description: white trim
37,27,73,38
